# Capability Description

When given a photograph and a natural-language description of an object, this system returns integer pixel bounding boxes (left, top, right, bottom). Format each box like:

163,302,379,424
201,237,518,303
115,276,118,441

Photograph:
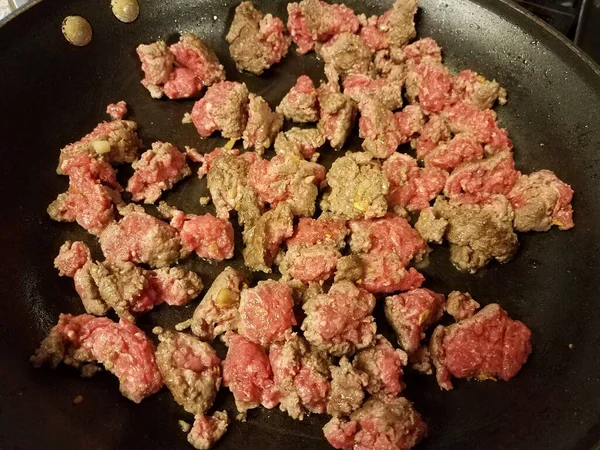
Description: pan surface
1,0,600,449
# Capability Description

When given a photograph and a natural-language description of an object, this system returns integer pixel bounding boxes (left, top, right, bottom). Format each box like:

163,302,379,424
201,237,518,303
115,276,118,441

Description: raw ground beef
384,288,446,354
405,55,455,115
287,217,348,248
238,280,296,346
358,100,403,159
394,105,425,143
187,411,229,450
302,280,376,356
286,0,360,55
106,101,128,120
226,1,290,75
54,240,92,278
318,32,374,80
506,169,574,232
154,328,221,415
430,303,532,390
343,74,403,111
412,114,451,160
453,69,507,110
274,127,325,160
445,291,480,321
318,84,358,150
243,94,284,155
191,81,250,139
404,37,443,67
147,267,204,306
424,133,484,172
170,33,225,88
323,397,427,450
126,142,191,204
31,314,163,403
222,333,280,417
383,153,447,214
327,356,368,417
276,75,319,123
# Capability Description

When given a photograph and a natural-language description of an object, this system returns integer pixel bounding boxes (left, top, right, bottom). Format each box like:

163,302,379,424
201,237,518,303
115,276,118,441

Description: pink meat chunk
394,105,425,143
54,241,92,277
431,303,532,390
385,288,446,354
277,75,319,123
286,0,360,55
453,69,507,110
170,33,226,88
222,333,280,415
169,210,235,260
405,59,455,115
412,114,451,160
404,37,442,66
127,142,191,204
383,153,447,213
136,40,175,96
506,169,574,232
343,74,403,112
147,267,203,306
446,291,480,321
302,280,376,356
358,100,403,159
424,133,484,171
287,217,348,248
195,147,240,179
318,85,358,150
31,314,163,403
106,101,128,120
163,67,203,99
358,16,388,52
187,412,229,450
444,152,520,203
238,280,296,346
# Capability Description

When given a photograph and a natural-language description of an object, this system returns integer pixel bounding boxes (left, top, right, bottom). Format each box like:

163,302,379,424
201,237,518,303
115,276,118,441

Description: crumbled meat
136,40,175,97
222,333,280,417
187,411,229,450
318,32,374,80
358,100,403,159
424,133,484,171
506,170,574,232
352,336,407,399
191,267,244,341
414,207,447,244
31,314,163,403
412,114,451,160
106,101,127,120
242,94,284,155
317,84,358,149
73,264,110,316
191,81,250,139
445,291,480,321
323,397,427,450
343,74,403,111
334,254,364,283
384,288,446,354
276,75,319,123
238,280,296,346
279,245,341,283
327,356,368,417
242,203,294,272
430,303,532,390
286,0,360,55
358,15,388,52
393,105,425,144
163,67,203,99
55,241,92,277
377,0,418,49
170,33,225,88
226,1,290,75
99,210,188,268
287,217,348,248
410,346,434,374
405,57,454,115
126,142,191,204
302,280,376,356
453,69,507,110
147,267,203,306
154,328,221,415
274,127,325,160
383,153,447,214
321,152,389,219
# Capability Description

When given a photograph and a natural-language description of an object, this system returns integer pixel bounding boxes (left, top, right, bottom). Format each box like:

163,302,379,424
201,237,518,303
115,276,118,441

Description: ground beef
323,397,427,450
170,33,225,89
453,69,507,110
191,81,249,139
163,67,202,99
247,154,325,217
286,0,360,55
276,75,319,123
269,334,330,419
327,356,368,417
54,241,92,278
242,94,283,155
334,254,364,283
343,74,403,111
506,169,574,232
191,267,244,341
384,288,446,354
99,210,188,268
357,100,403,159
48,153,123,236
226,1,290,75
352,336,406,399
222,333,280,417
126,142,191,204
377,0,418,49
274,127,325,160
418,195,519,273
383,153,447,214
444,152,520,202
106,101,128,120
57,120,141,174
394,105,425,143
445,291,480,321
321,152,389,219
414,207,447,244
409,346,434,375
318,32,374,80
136,40,175,97
405,57,455,115
287,217,348,248
412,114,451,160
154,328,221,415
187,411,229,450
317,84,358,149
357,15,387,52
147,267,204,306
302,280,376,356
31,314,163,403
73,264,110,316
430,303,532,390
242,203,294,272
423,133,484,172
238,280,296,346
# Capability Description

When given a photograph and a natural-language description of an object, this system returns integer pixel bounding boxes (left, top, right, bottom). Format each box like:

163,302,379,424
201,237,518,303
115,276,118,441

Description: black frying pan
1,0,600,448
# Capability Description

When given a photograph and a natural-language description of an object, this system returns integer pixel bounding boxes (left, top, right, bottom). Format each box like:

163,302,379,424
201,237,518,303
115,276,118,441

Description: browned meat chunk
343,74,403,111
445,291,480,321
379,0,418,49
412,114,451,160
73,264,110,316
318,32,374,80
317,84,357,149
274,127,325,160
357,99,403,159
276,75,319,123
242,94,283,155
187,411,229,450
226,1,290,75
136,40,175,97
453,69,507,110
54,240,91,278
327,356,368,417
148,267,203,306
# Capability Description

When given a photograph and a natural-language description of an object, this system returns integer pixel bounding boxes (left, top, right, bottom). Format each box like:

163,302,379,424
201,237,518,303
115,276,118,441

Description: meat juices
302,280,376,356
191,81,250,139
318,32,374,79
430,303,532,390
274,127,326,160
154,329,221,415
317,85,358,149
31,314,163,403
126,142,191,204
277,75,320,123
385,288,446,354
222,333,279,417
187,411,229,450
323,397,427,450
226,1,290,75
327,356,368,417
343,74,404,111
242,94,284,155
238,280,296,346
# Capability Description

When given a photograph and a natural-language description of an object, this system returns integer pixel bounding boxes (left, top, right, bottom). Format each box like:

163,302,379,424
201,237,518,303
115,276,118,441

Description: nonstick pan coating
1,0,600,448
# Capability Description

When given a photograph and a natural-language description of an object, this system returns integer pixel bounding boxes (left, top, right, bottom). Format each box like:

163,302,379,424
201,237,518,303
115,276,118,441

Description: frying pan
1,0,600,448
